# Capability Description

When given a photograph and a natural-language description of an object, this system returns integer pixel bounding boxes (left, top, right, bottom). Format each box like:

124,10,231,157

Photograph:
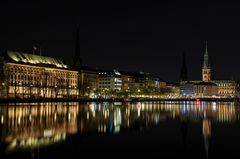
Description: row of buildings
0,29,179,99
0,50,173,99
0,29,238,99
180,41,240,98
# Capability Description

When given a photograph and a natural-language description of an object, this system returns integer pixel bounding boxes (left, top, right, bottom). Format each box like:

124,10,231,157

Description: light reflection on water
0,101,239,153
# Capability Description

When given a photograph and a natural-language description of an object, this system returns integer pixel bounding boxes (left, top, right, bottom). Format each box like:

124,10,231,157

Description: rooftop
1,50,68,69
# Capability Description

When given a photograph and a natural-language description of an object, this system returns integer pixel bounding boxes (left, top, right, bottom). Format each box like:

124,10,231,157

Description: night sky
1,1,240,82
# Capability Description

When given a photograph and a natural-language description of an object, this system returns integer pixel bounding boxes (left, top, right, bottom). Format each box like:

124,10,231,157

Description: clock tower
202,41,211,82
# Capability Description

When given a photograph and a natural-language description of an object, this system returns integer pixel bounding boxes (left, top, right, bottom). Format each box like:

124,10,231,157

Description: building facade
212,80,238,97
180,81,218,97
79,67,99,95
98,70,122,90
194,82,218,97
180,82,195,97
134,72,161,89
120,72,135,91
165,82,180,97
0,51,79,98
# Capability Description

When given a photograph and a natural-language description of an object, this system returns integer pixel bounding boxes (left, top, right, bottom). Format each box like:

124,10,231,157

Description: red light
196,98,200,106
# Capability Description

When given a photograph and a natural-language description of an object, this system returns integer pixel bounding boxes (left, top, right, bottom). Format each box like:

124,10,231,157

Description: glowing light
196,98,200,106
1,115,4,124
68,113,71,120
114,126,120,133
138,108,141,117
212,102,217,112
87,112,89,120
44,129,52,137
18,117,21,125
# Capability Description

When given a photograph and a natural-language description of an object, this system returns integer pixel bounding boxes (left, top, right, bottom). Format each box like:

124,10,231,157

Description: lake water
1,101,240,159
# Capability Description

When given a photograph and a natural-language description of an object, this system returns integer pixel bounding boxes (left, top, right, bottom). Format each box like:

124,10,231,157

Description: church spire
203,40,209,68
202,41,211,82
73,26,83,67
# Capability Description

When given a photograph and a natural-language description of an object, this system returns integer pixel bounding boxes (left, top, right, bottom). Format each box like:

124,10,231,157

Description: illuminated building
0,51,79,98
165,82,180,96
120,71,163,92
180,42,217,97
0,28,100,99
79,67,99,94
179,52,193,97
98,70,122,90
180,82,194,97
180,81,218,97
194,82,218,97
72,28,99,95
180,41,239,98
212,80,238,97
133,72,161,89
202,41,211,82
200,42,238,97
120,71,136,90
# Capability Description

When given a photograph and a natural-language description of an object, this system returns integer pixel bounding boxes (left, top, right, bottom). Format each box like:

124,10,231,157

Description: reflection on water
0,101,240,154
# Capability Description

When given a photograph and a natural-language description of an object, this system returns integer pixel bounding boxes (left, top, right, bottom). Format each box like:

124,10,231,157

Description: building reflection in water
202,119,211,159
0,101,239,153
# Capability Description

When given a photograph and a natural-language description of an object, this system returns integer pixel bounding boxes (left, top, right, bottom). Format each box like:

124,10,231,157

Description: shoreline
0,97,238,103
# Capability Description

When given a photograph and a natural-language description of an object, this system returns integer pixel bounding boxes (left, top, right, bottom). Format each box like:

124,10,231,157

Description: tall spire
73,26,83,67
203,40,209,68
180,52,188,81
202,40,211,82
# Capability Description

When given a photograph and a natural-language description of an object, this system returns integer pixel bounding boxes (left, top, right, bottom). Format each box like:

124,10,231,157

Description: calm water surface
1,101,240,159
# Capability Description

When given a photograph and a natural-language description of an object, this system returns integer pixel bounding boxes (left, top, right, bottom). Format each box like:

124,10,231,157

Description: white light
138,108,141,117
44,129,52,137
18,117,21,125
87,112,89,120
114,126,120,133
1,115,4,124
68,113,71,120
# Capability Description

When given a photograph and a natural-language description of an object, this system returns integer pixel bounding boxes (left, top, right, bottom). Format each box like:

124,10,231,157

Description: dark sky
1,1,240,82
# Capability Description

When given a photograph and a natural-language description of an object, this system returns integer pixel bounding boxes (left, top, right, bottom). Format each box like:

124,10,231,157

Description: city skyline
2,2,240,159
1,1,240,82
